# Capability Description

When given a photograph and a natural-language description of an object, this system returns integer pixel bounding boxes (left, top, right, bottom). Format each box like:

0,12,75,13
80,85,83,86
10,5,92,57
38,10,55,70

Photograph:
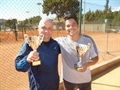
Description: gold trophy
74,43,91,71
24,34,44,66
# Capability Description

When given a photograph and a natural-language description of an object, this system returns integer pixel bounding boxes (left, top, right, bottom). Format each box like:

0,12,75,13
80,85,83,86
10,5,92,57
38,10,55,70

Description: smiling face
65,18,79,36
38,18,53,42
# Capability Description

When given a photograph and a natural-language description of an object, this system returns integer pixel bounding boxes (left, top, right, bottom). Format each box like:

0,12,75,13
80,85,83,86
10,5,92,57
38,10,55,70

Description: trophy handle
87,43,91,50
24,34,29,42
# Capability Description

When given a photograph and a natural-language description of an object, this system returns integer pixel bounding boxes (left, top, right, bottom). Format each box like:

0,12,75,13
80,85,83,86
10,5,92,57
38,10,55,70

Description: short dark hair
64,13,78,24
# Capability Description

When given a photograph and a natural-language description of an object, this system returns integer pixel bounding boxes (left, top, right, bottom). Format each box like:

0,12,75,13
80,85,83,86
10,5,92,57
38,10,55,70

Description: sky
84,0,120,12
0,0,120,21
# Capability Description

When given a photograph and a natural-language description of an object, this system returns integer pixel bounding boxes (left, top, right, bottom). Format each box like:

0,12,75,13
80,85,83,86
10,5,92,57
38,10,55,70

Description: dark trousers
63,79,91,90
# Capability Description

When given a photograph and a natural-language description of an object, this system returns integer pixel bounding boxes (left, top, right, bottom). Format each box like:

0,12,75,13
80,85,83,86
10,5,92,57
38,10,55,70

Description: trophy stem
77,56,82,67
79,57,82,62
32,50,41,66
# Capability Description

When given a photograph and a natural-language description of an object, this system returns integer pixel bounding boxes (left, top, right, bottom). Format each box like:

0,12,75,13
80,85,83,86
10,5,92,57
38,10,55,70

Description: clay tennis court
0,30,120,90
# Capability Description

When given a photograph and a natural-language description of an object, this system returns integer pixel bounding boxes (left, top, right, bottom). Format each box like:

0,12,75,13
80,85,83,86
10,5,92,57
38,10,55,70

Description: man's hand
77,56,99,72
77,64,88,72
27,51,39,63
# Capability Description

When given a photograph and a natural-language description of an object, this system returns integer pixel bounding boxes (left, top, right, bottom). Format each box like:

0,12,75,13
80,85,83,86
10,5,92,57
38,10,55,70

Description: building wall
81,24,106,33
53,21,106,33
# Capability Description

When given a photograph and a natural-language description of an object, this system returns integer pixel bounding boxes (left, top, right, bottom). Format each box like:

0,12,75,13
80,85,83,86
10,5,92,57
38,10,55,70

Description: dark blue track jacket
15,38,61,90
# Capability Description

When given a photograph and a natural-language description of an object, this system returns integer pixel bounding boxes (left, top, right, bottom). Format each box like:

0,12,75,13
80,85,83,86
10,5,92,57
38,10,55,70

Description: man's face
65,19,79,36
38,20,53,41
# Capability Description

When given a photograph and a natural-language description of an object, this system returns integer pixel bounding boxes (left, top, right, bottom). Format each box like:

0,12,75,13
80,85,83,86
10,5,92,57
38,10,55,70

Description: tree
5,19,17,30
104,0,109,11
104,0,112,19
85,10,95,23
42,0,79,17
112,11,120,26
94,10,103,20
5,19,11,27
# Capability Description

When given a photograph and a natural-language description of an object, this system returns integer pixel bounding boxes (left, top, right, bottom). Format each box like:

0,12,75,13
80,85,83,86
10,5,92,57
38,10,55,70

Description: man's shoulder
82,34,94,42
82,34,92,39
55,36,67,41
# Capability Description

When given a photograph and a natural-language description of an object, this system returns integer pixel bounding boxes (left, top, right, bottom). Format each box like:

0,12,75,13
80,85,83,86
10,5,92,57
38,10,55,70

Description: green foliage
84,0,120,26
5,19,17,30
104,0,109,11
29,16,41,25
18,16,41,29
85,10,120,26
3,0,120,29
23,16,41,25
43,0,79,17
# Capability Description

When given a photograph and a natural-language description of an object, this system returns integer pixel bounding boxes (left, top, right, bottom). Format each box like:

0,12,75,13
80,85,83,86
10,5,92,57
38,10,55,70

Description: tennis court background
0,0,120,90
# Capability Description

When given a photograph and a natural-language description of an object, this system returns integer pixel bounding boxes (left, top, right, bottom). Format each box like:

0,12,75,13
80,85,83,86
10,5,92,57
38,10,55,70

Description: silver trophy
74,43,91,71
24,34,44,66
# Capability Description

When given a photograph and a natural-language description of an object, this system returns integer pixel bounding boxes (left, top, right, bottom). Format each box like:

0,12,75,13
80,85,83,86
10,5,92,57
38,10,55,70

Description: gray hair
38,18,53,28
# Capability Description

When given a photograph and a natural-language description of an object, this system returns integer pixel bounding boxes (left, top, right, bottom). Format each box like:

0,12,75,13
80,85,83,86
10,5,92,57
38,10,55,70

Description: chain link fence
0,0,120,90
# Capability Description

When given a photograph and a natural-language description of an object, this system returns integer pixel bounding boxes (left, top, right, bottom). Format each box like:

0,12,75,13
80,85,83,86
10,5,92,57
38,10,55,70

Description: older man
15,18,61,90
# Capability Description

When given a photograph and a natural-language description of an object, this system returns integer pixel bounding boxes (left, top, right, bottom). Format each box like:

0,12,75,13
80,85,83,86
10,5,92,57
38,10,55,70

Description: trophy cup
24,34,44,66
74,43,91,71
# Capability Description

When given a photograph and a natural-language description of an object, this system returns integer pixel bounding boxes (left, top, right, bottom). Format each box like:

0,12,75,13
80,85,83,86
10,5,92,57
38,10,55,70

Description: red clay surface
0,30,120,90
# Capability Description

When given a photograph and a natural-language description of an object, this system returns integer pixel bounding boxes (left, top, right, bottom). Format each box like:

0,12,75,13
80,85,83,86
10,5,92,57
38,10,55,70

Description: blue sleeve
54,37,62,53
15,42,32,72
83,34,99,54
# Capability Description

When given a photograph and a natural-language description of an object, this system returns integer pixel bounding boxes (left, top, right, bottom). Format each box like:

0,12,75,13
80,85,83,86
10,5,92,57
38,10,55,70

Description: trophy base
32,60,41,66
74,62,82,71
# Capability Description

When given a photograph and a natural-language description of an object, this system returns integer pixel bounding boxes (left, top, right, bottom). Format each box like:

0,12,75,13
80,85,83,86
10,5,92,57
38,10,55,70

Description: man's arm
78,56,99,72
86,56,99,67
15,43,32,72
